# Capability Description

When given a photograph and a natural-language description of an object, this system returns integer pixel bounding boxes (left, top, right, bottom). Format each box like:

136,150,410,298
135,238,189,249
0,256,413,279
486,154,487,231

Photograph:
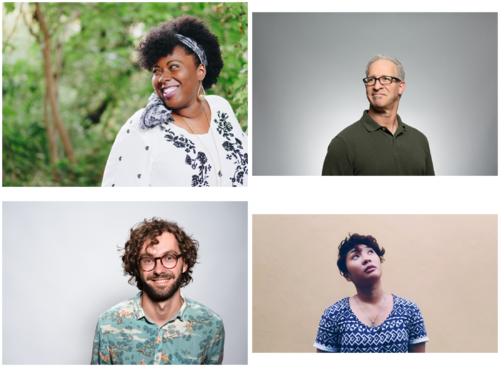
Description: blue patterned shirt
91,292,224,364
314,295,428,353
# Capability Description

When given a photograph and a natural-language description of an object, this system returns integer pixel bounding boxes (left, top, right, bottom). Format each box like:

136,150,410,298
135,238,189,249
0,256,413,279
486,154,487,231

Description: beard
140,272,183,302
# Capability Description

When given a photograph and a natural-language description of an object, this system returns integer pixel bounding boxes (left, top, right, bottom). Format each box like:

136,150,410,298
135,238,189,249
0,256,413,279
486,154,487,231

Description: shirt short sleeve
102,111,153,187
407,303,429,344
91,318,111,365
322,137,354,176
313,307,340,352
204,319,225,364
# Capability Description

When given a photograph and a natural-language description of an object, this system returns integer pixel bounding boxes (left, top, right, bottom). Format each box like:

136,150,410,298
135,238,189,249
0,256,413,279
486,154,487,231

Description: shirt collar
360,110,406,133
133,291,188,322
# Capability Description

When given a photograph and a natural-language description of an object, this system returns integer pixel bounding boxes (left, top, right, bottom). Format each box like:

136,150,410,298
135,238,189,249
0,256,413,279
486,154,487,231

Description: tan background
253,215,497,353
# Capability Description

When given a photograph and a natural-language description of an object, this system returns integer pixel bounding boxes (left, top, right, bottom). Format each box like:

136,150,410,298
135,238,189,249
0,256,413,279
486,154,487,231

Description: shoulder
207,95,247,138
97,296,136,323
401,122,430,142
322,297,351,319
207,95,238,122
125,109,145,130
115,109,147,136
184,297,224,324
393,295,422,314
206,95,232,112
334,119,366,142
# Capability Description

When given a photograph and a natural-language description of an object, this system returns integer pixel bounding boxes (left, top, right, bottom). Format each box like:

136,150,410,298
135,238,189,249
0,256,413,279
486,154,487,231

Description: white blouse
102,95,248,187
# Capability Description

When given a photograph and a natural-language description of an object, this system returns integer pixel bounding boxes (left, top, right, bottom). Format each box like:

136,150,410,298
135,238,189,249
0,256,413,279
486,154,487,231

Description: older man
322,54,434,175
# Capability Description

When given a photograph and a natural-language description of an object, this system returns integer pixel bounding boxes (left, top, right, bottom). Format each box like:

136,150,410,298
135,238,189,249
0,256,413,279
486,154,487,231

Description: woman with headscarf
102,16,248,187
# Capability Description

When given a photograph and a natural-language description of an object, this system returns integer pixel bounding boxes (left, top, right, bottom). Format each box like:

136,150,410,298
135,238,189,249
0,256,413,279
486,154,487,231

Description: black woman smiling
102,16,248,187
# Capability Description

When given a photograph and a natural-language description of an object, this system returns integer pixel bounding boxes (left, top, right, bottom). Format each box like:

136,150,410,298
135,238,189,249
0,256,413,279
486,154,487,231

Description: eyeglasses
363,76,401,86
139,254,183,272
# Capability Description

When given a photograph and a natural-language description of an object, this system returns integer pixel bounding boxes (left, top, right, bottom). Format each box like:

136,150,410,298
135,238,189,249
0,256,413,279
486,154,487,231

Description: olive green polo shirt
322,111,434,176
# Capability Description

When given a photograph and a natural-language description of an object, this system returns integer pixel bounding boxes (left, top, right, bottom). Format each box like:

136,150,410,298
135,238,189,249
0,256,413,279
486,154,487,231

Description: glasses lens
141,255,177,270
380,76,392,84
162,255,178,269
140,258,154,271
366,76,392,85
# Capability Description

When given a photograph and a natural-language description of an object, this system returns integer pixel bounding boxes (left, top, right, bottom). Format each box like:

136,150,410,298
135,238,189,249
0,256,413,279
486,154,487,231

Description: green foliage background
2,2,248,186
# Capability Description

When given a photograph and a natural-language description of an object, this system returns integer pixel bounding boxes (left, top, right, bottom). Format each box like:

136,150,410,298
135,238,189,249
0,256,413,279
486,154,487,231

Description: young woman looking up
314,233,428,353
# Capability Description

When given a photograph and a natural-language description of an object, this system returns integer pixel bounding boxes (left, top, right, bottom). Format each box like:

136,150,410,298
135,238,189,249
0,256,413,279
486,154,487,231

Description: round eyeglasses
139,254,183,272
363,76,401,86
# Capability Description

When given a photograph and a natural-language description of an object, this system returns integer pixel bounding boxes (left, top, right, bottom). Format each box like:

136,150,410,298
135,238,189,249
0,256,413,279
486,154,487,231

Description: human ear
198,63,207,81
343,272,352,283
182,261,188,274
398,81,406,96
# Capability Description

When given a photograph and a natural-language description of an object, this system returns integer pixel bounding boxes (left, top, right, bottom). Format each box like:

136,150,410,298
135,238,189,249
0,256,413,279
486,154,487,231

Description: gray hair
365,54,405,81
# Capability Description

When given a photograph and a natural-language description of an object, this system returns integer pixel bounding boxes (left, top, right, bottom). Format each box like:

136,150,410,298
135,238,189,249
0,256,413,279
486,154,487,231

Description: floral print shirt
102,95,248,187
91,292,224,365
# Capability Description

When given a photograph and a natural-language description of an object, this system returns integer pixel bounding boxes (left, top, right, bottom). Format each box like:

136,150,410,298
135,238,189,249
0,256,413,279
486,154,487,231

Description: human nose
159,71,171,84
362,254,372,264
153,257,167,274
373,78,383,89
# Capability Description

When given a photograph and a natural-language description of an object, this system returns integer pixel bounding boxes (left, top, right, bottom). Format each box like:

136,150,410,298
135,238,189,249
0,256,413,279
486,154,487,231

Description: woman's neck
354,280,385,304
173,99,204,119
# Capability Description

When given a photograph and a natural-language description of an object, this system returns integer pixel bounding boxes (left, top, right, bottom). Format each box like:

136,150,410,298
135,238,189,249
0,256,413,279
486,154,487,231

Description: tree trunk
43,96,61,182
35,2,76,164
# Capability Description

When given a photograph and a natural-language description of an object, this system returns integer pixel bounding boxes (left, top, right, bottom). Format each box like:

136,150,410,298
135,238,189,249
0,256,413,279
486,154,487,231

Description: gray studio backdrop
253,13,498,176
2,201,248,365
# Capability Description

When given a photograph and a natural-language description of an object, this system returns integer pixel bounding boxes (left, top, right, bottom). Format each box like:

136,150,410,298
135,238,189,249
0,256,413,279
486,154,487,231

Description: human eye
164,255,175,261
351,254,359,259
352,251,373,259
142,257,153,263
381,76,391,84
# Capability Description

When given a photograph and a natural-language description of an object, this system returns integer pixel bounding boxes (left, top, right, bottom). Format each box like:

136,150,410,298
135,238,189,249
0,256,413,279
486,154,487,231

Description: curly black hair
337,233,385,277
136,15,223,89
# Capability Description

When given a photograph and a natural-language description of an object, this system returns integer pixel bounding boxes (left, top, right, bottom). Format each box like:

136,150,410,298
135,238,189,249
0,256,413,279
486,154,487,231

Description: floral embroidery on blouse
214,111,248,186
163,129,212,187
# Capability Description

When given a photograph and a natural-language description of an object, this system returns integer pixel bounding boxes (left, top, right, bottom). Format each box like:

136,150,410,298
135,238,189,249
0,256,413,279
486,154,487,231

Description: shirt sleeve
313,308,339,352
322,137,354,175
424,137,435,176
408,303,429,344
91,318,111,365
102,114,153,187
205,319,225,364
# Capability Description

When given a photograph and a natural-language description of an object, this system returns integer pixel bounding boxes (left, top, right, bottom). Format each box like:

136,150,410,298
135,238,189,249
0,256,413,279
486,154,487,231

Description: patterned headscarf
176,34,208,67
139,34,208,130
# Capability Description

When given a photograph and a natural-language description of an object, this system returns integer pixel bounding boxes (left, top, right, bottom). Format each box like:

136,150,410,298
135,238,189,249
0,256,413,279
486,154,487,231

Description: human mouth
162,86,179,98
365,265,376,273
152,278,171,285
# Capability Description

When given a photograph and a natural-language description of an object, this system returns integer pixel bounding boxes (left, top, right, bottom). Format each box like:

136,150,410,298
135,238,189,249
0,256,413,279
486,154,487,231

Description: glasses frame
139,254,183,272
363,76,402,86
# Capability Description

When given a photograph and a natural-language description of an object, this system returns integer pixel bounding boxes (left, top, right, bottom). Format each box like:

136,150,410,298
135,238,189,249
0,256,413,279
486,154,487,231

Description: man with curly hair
91,218,224,365
102,15,248,187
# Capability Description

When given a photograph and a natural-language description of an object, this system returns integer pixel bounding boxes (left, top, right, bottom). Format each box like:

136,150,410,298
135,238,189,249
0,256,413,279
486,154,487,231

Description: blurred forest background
2,2,248,186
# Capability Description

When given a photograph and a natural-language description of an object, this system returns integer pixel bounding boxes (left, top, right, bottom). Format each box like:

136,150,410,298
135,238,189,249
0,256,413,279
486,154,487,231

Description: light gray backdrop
2,201,248,365
253,13,498,176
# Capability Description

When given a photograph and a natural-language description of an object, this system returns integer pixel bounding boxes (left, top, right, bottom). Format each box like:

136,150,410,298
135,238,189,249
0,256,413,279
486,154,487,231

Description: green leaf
4,3,15,14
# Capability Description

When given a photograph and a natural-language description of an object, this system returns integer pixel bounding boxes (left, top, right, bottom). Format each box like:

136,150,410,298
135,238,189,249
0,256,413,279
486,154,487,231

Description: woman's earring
198,84,206,101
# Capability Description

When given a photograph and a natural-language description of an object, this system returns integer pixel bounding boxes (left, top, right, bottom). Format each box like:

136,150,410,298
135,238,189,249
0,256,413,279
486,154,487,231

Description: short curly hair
337,233,385,277
120,217,199,290
136,15,223,89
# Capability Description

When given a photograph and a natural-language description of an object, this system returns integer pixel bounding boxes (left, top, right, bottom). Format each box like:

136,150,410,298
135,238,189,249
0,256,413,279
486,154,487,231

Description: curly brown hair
337,233,385,277
120,217,199,290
